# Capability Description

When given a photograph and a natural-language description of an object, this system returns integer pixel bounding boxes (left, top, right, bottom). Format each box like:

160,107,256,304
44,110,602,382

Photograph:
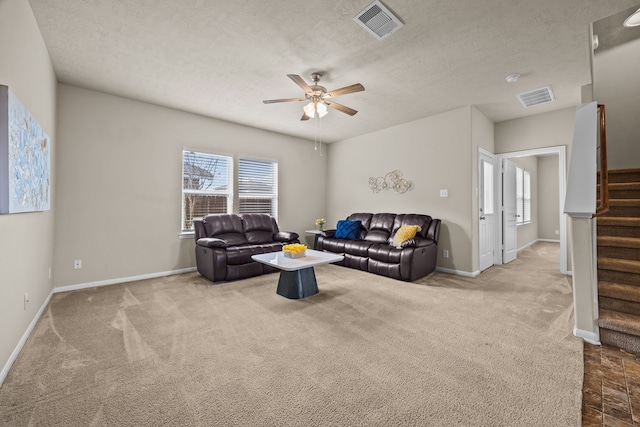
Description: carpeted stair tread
597,236,640,248
599,309,640,337
599,281,640,303
604,168,640,183
598,217,640,226
597,257,640,274
609,198,640,206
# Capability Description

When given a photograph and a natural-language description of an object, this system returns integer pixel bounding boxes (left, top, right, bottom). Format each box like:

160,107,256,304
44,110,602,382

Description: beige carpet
0,242,582,426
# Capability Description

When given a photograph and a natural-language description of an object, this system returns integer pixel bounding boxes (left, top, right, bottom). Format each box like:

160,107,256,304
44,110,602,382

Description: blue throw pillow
334,220,362,240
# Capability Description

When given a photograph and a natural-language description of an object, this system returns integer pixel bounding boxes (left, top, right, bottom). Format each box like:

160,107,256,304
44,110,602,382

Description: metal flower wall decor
368,170,414,194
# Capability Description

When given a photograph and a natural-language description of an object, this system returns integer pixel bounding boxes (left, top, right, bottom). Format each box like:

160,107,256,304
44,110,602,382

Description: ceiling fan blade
300,113,310,121
287,74,313,95
325,83,365,98
325,101,358,116
263,97,307,104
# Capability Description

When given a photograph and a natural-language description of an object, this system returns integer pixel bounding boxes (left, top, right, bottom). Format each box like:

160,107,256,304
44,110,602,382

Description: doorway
494,146,568,275
478,149,495,272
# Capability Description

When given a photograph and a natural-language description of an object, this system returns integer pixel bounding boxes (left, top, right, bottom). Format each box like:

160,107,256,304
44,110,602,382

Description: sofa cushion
335,220,362,240
393,214,431,238
241,213,277,244
346,213,373,239
391,225,421,248
202,214,247,246
364,213,396,243
226,242,283,265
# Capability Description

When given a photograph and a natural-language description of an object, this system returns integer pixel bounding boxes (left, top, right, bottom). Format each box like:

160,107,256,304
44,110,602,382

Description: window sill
179,231,195,239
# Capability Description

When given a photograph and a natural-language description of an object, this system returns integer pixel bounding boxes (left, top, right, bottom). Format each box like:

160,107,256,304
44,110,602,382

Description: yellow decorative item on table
283,243,307,258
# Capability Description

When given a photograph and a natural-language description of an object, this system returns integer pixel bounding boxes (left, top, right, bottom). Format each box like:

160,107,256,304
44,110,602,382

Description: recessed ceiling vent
354,0,404,41
517,86,556,108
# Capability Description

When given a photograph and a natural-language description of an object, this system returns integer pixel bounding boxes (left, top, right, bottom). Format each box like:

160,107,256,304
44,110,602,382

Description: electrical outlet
24,293,29,310
74,259,82,270
555,230,559,235
442,249,449,258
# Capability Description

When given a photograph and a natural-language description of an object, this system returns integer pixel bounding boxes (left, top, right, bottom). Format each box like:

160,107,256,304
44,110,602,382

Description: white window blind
238,158,278,218
182,150,233,232
516,166,531,226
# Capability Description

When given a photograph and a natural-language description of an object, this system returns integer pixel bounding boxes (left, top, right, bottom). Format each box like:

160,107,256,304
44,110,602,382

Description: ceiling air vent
517,86,556,108
354,0,404,41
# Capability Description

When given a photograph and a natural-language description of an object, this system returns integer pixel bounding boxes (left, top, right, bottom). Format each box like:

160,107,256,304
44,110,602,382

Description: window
182,150,233,232
516,166,531,226
238,158,278,218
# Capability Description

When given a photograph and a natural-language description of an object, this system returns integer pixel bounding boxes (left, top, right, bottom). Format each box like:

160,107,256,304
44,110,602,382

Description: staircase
597,168,640,353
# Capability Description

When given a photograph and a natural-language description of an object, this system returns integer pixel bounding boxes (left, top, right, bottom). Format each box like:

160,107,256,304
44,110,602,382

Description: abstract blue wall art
0,85,51,214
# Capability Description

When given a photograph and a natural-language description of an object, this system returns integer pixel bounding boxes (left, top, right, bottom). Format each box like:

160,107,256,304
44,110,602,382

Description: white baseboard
1,266,197,386
54,267,197,293
537,238,560,243
435,267,480,277
0,289,54,386
574,327,601,345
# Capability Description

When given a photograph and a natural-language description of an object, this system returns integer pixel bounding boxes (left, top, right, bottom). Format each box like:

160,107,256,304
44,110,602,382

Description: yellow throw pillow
391,225,421,248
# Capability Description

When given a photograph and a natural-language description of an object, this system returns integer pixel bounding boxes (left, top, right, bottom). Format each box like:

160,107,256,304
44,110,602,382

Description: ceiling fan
263,73,365,121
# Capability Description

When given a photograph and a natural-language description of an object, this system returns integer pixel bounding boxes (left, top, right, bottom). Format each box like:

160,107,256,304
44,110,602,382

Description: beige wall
54,85,326,286
326,106,486,274
538,155,560,240
494,107,576,156
0,0,57,377
470,107,495,272
593,37,640,170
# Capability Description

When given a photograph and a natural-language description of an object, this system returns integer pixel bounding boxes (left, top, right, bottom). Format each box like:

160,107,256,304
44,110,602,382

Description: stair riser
598,225,640,238
605,171,640,183
598,269,640,286
609,189,640,199
602,205,640,217
598,246,640,261
599,296,640,316
600,328,640,353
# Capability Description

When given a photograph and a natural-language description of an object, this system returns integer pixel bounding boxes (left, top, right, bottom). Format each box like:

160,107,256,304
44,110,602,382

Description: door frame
494,146,568,275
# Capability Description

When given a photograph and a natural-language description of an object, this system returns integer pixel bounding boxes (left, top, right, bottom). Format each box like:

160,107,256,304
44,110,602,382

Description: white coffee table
252,249,344,299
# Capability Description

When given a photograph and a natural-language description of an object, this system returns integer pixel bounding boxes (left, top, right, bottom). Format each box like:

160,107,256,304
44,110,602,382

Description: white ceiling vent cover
354,0,404,41
517,86,556,108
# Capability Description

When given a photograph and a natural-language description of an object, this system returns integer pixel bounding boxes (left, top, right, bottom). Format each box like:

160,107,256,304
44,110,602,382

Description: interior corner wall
54,84,326,287
326,106,475,274
0,0,57,377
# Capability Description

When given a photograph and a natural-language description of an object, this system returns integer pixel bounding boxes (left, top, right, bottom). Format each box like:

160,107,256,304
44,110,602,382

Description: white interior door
479,151,495,271
502,159,518,264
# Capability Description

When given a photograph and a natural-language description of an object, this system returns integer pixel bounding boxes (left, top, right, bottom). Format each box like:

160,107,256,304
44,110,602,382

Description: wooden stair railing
595,104,609,217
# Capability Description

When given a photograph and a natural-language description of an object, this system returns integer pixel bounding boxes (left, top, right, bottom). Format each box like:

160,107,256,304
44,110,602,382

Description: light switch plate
440,189,448,197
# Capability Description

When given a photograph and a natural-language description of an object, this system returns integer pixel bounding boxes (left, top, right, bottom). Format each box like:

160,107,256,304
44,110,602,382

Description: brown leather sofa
317,213,441,281
194,213,300,282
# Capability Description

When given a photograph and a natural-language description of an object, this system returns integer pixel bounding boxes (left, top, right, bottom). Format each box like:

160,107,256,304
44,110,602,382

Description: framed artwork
0,85,51,214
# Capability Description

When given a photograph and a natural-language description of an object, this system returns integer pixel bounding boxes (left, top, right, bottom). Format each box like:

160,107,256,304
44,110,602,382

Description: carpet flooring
0,242,582,426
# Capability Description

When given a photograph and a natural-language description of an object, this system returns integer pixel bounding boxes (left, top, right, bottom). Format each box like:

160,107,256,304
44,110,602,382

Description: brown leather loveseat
317,213,441,282
193,213,300,282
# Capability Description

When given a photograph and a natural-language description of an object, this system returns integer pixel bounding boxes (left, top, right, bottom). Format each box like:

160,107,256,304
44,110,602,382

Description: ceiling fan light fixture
624,8,640,27
316,102,328,117
303,102,316,117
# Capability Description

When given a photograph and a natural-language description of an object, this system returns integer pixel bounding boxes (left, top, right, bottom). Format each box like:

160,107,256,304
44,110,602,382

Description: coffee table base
276,267,318,299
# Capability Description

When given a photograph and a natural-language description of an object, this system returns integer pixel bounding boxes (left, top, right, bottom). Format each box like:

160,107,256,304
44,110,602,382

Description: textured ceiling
28,0,640,143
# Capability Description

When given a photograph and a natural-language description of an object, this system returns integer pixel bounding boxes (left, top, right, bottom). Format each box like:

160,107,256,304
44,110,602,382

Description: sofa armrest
400,236,435,248
321,229,336,238
274,231,300,242
426,219,441,244
197,237,228,248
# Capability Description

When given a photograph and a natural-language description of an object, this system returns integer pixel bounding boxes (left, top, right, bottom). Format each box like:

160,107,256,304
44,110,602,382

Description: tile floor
583,342,640,426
